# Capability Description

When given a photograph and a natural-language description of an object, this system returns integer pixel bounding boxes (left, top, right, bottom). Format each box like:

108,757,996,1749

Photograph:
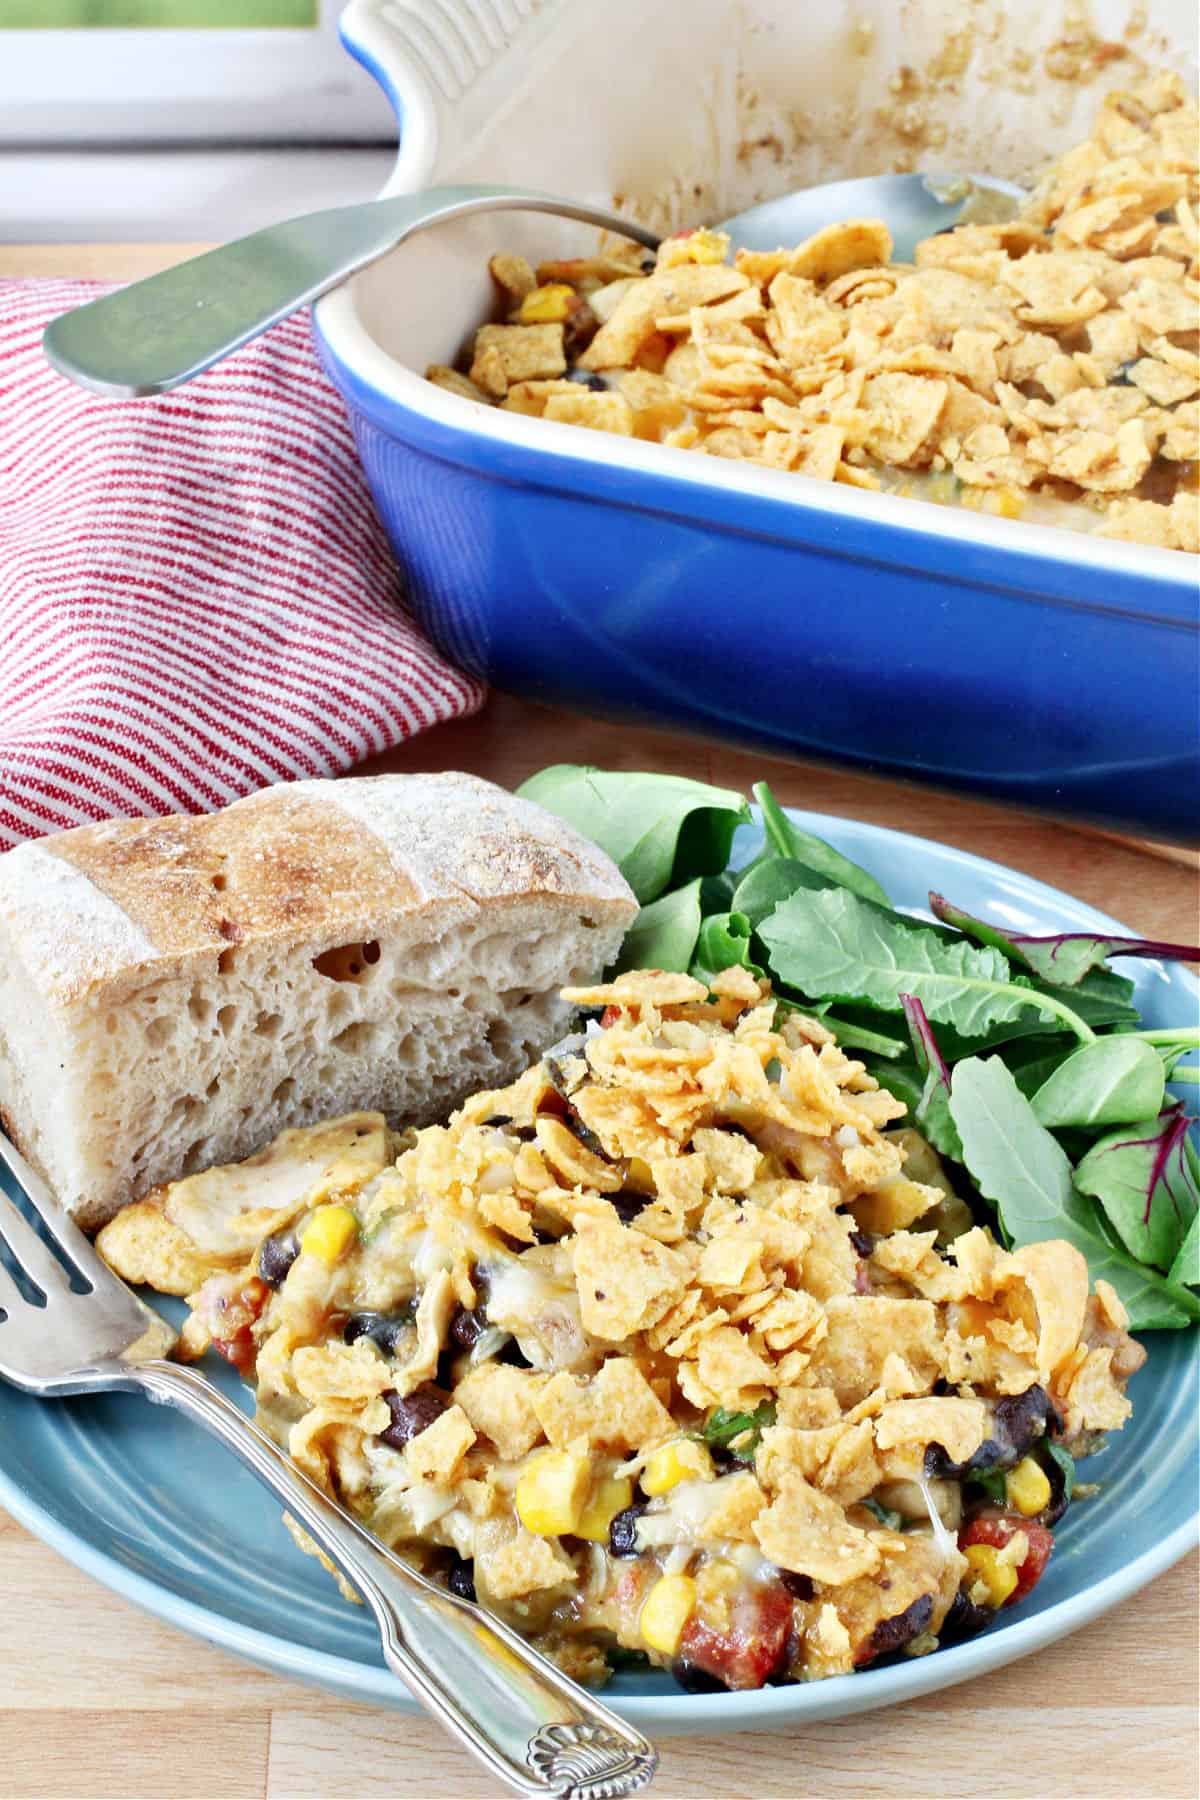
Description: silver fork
0,1134,657,1800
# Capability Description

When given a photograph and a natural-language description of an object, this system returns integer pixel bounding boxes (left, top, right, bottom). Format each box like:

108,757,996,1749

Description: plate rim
2,805,1196,1729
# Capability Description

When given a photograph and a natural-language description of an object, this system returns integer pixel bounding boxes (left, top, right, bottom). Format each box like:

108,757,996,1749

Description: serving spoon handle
42,185,659,399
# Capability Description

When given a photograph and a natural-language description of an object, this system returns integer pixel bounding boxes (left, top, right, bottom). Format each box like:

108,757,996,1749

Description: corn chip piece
699,1470,767,1542
453,1363,547,1461
542,389,635,435
470,323,566,394
573,1218,693,1339
426,363,491,402
578,265,750,369
96,1199,223,1296
405,1404,476,1486
753,1471,881,1583
479,1531,575,1600
489,252,536,299
873,1396,987,1468
805,1295,943,1407
787,219,893,284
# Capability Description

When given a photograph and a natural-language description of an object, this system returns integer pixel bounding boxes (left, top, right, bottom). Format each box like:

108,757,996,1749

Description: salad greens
517,765,1200,1331
520,766,748,903
930,893,1200,988
758,886,1098,1042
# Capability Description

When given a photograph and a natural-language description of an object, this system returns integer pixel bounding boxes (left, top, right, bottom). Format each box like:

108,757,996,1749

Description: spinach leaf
699,869,739,915
1168,1208,1200,1289
703,1400,776,1464
900,993,963,1160
947,1057,1200,1329
925,977,1137,1063
614,878,702,974
752,781,890,907
1031,1035,1165,1130
731,856,830,928
817,1013,908,1059
970,1469,1009,1504
1024,967,1140,1030
759,887,1093,1043
1012,1048,1080,1100
1042,1441,1076,1503
860,1497,904,1530
929,893,1200,987
518,765,750,903
1074,1104,1199,1272
690,911,762,987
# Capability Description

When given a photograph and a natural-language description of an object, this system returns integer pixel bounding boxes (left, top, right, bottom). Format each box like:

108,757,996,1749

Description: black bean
926,1383,1059,1479
1041,1450,1072,1527
379,1384,446,1450
565,1112,614,1163
258,1230,298,1288
640,257,656,272
995,1383,1062,1449
779,1571,814,1601
343,1307,414,1356
446,1555,476,1603
608,1504,645,1558
925,1437,999,1480
611,1190,650,1225
449,1303,486,1352
938,1588,993,1646
671,1661,726,1693
858,1593,934,1666
482,1113,512,1127
850,1229,873,1258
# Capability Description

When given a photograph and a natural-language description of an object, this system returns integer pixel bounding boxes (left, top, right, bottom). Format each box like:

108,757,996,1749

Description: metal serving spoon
43,173,1022,398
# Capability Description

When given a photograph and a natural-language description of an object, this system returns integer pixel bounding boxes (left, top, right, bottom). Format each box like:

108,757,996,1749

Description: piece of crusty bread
0,773,636,1231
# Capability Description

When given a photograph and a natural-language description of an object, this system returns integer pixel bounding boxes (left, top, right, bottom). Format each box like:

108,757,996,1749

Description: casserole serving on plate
313,0,1199,839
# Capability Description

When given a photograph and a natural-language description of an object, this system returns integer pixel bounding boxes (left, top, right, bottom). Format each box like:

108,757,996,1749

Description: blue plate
1,811,1196,1733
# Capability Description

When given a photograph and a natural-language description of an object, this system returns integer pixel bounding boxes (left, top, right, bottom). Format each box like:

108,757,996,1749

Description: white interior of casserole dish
316,0,1197,579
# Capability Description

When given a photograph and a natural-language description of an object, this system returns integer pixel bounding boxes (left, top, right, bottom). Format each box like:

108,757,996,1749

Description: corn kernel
575,1475,634,1544
639,1573,696,1656
963,1543,1019,1608
641,1439,714,1496
517,283,575,324
1005,1457,1052,1517
299,1203,359,1266
658,228,730,269
514,1449,591,1536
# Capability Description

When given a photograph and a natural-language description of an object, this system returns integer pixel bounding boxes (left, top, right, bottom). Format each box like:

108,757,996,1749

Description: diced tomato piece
960,1512,1054,1604
677,1579,793,1691
210,1276,269,1373
600,1006,622,1029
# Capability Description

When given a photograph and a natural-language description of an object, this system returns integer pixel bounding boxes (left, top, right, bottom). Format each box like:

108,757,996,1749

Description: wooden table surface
2,245,1197,1800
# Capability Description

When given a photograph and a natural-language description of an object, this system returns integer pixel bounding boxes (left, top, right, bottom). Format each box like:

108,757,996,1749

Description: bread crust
0,773,637,1228
2,773,634,1007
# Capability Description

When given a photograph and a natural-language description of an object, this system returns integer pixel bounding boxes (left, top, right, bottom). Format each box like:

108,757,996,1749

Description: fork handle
131,1361,655,1800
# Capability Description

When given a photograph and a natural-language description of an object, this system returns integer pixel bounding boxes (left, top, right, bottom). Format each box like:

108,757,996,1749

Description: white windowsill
0,145,396,243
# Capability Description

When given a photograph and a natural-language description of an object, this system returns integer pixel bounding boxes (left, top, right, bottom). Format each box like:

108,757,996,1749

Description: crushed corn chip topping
98,971,1143,1689
429,73,1198,552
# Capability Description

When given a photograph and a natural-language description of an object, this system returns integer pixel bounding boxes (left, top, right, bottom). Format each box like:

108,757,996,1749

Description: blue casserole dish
314,0,1199,840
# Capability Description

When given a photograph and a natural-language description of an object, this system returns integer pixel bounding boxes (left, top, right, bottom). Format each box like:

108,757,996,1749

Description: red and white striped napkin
0,279,485,852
